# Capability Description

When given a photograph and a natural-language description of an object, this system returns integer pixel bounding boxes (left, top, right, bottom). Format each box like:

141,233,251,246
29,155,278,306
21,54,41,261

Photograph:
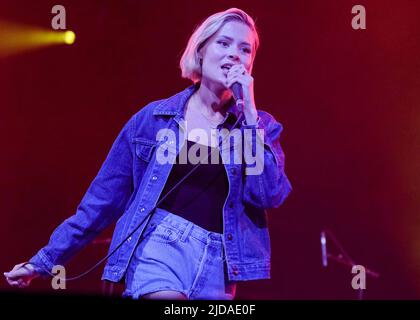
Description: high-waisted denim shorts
122,207,237,300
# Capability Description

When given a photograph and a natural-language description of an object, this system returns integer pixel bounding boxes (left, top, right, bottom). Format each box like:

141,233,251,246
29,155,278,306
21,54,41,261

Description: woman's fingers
5,279,19,287
226,77,238,88
11,262,27,272
4,262,37,288
4,270,23,280
230,67,246,75
226,75,244,88
5,263,29,279
226,64,252,88
18,279,30,288
5,276,26,288
229,64,246,73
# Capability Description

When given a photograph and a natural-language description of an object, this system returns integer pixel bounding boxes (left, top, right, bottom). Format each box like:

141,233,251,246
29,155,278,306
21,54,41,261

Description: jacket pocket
134,138,156,162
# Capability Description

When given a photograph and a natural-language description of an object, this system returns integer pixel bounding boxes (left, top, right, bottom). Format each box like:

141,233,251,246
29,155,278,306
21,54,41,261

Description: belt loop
180,222,193,242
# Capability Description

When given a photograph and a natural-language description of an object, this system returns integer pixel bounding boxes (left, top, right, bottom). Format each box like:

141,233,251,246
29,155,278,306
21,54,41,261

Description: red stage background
1,0,419,299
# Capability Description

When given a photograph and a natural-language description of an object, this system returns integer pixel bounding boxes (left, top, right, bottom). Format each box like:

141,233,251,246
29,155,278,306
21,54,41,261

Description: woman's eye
242,48,251,54
218,41,229,47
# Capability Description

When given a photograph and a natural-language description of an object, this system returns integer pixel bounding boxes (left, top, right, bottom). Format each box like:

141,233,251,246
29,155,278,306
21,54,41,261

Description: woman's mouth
221,63,233,71
221,64,232,76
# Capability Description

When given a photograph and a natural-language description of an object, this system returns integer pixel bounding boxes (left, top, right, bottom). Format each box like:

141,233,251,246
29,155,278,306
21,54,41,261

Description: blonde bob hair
180,8,260,83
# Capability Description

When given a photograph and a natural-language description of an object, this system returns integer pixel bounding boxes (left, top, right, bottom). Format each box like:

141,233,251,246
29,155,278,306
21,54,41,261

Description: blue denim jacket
30,84,292,282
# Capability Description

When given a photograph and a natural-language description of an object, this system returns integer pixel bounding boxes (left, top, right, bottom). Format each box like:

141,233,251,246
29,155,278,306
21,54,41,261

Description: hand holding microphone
226,63,258,122
230,82,244,110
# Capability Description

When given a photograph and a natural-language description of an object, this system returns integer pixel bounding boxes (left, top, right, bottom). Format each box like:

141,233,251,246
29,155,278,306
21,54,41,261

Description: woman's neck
194,82,232,115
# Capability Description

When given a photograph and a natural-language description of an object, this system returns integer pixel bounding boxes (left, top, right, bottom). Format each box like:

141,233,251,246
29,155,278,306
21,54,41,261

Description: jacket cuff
29,250,54,278
242,116,262,128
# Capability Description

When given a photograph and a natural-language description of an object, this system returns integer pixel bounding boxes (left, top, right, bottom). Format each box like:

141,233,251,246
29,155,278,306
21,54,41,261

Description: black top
157,139,228,233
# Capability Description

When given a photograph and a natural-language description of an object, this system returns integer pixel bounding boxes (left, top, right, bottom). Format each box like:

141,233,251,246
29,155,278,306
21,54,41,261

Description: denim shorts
122,207,237,300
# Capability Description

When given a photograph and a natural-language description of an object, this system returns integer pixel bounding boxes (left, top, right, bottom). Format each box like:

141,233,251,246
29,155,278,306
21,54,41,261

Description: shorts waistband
151,207,223,244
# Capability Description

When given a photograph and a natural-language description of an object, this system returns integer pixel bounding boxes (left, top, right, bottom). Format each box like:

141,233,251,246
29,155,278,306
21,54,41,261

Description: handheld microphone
321,231,328,267
230,82,244,111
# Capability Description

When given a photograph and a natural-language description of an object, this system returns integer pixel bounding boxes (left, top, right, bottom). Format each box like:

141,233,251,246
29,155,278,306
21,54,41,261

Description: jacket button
152,175,158,181
227,234,233,240
228,202,234,209
127,237,132,242
233,270,239,276
231,168,236,175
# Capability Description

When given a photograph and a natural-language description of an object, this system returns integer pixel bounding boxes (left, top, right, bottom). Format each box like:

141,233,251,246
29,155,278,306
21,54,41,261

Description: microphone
230,82,244,111
320,231,328,267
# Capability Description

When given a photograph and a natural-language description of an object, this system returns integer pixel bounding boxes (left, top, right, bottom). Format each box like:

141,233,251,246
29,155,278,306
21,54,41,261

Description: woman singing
5,7,292,300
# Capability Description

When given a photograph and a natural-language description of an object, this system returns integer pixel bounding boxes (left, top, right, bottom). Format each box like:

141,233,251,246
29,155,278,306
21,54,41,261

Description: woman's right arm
5,115,136,283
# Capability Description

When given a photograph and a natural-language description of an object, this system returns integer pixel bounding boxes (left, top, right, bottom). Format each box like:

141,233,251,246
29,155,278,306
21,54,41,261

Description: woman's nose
228,48,240,61
228,53,240,62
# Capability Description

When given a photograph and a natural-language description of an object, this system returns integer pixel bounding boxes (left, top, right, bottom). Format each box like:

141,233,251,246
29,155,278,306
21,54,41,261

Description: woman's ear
197,51,203,65
197,44,207,64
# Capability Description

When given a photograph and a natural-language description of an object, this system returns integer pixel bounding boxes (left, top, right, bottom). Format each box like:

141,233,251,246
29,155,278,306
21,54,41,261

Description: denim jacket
30,84,292,282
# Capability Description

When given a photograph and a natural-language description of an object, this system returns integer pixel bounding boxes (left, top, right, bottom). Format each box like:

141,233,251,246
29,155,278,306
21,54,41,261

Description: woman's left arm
226,64,292,209
241,112,292,209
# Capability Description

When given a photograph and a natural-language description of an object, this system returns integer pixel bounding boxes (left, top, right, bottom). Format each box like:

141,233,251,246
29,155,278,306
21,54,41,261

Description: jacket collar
152,83,241,120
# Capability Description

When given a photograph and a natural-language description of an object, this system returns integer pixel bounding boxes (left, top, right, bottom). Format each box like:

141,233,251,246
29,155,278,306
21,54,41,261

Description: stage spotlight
0,20,76,58
64,31,76,45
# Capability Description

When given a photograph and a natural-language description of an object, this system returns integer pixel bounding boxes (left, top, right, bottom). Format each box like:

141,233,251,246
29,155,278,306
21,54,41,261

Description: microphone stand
320,229,380,300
